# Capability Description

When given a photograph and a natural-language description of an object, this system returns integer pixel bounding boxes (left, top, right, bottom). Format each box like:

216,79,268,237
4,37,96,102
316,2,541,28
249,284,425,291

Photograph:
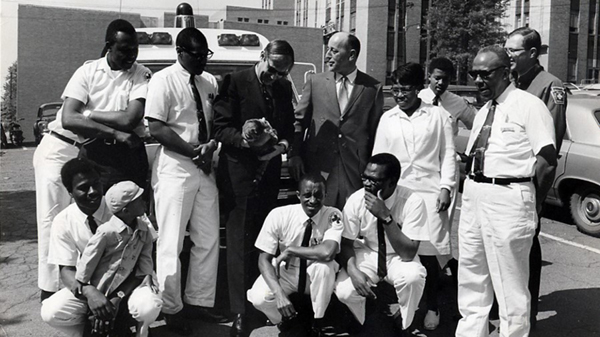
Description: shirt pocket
499,121,525,146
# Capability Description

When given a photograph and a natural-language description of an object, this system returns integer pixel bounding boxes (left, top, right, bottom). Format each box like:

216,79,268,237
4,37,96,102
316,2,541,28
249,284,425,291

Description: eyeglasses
391,85,416,96
361,174,387,185
468,66,505,81
505,47,527,56
265,60,290,77
180,47,214,61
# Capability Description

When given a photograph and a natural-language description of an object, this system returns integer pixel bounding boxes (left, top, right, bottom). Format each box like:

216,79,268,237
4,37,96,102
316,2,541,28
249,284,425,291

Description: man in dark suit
213,40,296,337
290,32,384,210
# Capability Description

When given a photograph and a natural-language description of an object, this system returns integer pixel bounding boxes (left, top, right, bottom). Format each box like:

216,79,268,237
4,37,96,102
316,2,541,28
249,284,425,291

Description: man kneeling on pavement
41,158,162,337
247,173,343,336
335,153,428,336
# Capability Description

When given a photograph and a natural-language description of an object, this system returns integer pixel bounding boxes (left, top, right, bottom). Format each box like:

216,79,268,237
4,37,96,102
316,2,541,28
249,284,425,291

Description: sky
0,0,262,84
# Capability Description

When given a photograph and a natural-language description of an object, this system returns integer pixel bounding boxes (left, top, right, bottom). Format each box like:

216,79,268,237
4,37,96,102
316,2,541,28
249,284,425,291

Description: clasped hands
192,140,217,174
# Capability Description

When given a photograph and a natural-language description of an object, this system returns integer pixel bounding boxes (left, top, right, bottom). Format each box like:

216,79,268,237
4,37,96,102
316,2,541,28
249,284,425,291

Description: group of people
34,14,566,337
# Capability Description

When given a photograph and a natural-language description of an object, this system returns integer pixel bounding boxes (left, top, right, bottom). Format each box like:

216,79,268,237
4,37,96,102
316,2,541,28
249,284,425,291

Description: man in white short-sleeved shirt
335,153,428,334
34,20,151,300
247,173,343,336
145,27,223,335
456,46,556,337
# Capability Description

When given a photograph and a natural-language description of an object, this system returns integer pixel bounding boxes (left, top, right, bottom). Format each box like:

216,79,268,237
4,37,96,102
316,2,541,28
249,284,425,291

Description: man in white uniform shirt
456,45,557,337
335,153,427,336
247,173,343,336
145,28,223,335
34,19,150,301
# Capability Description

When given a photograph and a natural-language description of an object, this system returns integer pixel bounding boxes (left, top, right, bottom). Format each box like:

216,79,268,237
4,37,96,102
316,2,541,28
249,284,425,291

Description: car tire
569,185,600,237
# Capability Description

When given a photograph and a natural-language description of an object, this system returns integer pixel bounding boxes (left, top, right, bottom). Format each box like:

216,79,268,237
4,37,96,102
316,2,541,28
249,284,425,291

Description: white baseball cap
105,181,144,213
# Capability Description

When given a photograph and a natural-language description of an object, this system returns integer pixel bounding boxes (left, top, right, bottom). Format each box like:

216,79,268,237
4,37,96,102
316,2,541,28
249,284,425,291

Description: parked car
455,95,600,237
34,102,62,144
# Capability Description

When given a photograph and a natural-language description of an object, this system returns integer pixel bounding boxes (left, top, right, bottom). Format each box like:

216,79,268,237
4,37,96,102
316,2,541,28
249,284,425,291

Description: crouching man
247,173,343,336
335,153,428,335
41,158,161,337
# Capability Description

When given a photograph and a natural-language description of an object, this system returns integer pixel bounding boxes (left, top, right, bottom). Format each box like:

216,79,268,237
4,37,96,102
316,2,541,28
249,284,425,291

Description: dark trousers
218,153,281,314
528,219,542,324
79,139,149,194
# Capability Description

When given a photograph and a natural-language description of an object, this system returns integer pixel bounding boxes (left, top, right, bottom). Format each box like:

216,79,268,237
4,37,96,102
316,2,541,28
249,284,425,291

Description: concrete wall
356,0,388,83
547,0,571,80
17,5,142,141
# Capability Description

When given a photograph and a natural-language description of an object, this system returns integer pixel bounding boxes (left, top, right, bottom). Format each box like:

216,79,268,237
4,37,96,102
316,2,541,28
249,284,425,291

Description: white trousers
456,179,536,337
334,249,426,329
40,286,163,337
33,135,78,292
247,260,339,324
152,149,220,314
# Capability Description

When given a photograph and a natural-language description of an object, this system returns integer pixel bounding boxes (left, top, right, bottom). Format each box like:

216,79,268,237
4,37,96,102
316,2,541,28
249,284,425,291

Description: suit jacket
213,67,295,195
292,70,384,207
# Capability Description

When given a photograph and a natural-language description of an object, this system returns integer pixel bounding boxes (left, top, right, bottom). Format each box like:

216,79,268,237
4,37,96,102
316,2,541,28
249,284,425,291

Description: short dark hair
176,27,208,51
478,45,511,68
60,158,101,193
391,62,425,89
368,153,401,182
297,172,327,191
264,39,295,64
101,19,136,57
508,27,542,51
428,57,454,75
347,34,361,58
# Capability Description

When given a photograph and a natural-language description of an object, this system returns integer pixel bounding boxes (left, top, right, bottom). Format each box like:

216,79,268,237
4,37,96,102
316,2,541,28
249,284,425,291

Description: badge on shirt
144,71,152,82
551,87,565,105
329,212,342,226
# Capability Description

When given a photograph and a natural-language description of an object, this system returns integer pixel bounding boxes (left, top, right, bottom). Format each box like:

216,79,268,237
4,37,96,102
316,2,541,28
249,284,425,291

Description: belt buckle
491,177,496,184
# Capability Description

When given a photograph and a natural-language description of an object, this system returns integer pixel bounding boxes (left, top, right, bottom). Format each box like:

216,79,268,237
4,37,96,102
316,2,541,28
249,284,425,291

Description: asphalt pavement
1,144,599,337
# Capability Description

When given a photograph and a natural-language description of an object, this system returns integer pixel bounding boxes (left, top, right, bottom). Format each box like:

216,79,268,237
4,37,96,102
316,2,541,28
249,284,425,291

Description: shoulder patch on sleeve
551,86,565,105
144,71,152,81
329,212,342,226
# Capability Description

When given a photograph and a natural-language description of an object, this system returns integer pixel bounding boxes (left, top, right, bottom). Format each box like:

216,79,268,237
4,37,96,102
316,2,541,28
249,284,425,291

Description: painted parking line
539,232,600,255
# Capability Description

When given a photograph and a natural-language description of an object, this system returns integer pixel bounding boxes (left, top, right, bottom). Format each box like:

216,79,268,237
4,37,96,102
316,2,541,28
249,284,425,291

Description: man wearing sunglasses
290,32,384,211
213,39,296,337
145,27,224,335
505,27,567,329
456,46,557,337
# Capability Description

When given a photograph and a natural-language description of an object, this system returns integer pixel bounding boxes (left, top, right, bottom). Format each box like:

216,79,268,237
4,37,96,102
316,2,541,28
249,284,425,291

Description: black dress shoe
230,314,249,337
165,313,193,336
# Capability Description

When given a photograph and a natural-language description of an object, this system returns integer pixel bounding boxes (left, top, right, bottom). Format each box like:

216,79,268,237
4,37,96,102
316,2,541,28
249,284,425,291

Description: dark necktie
190,74,208,144
469,101,497,175
377,219,387,279
88,216,98,234
432,95,439,106
261,83,274,120
297,219,313,294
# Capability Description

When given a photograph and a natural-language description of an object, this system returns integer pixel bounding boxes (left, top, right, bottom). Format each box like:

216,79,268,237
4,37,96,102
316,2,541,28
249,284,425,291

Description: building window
568,59,577,82
258,19,263,23
244,18,249,22
570,11,579,32
284,21,288,25
265,19,269,24
238,17,243,22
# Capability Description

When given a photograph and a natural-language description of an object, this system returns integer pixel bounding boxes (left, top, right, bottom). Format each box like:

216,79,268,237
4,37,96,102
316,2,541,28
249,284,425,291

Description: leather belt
469,174,532,185
49,131,82,149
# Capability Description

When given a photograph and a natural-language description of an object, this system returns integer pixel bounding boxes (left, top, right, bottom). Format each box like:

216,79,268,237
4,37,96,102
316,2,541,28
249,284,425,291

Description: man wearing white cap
42,174,162,337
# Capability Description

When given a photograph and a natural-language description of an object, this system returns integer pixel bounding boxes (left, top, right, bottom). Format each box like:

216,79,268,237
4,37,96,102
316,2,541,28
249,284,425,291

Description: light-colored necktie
337,75,348,113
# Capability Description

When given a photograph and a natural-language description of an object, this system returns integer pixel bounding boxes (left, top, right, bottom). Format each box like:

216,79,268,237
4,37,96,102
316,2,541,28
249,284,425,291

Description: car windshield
42,106,60,117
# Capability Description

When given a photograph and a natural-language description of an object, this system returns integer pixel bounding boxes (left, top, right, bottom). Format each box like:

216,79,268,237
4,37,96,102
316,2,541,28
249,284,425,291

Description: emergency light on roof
137,32,173,45
218,34,260,47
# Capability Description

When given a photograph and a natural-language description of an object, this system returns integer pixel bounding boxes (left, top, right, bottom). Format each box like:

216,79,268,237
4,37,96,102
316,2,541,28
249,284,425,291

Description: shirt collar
175,61,194,77
495,83,516,105
336,68,358,84
75,198,111,230
382,187,399,209
109,215,133,235
516,63,543,89
302,205,325,224
101,53,135,74
392,101,430,119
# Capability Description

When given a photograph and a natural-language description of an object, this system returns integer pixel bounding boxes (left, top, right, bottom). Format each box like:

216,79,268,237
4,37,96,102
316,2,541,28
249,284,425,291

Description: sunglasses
180,47,214,61
468,66,505,80
266,63,289,77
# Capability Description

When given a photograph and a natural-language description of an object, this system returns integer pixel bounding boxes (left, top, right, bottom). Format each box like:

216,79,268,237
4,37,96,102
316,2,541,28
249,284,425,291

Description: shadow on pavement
533,288,600,337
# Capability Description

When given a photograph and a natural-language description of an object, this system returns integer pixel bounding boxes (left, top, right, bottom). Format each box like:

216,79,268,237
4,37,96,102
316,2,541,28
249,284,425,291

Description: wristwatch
116,291,126,299
382,215,393,226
